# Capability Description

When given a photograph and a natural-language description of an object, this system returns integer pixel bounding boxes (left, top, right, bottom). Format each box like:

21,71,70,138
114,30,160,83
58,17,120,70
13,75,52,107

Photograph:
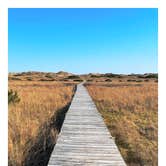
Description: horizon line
8,70,158,75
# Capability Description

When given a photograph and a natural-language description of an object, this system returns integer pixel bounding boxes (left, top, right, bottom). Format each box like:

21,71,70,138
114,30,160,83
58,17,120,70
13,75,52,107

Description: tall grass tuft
8,89,20,105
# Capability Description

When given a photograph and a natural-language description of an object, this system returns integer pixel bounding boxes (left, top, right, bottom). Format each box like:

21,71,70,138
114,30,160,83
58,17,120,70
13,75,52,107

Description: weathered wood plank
48,83,126,165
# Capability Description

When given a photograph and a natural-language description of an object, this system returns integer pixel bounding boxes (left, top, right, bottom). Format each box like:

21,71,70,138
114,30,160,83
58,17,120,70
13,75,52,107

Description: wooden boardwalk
48,83,126,166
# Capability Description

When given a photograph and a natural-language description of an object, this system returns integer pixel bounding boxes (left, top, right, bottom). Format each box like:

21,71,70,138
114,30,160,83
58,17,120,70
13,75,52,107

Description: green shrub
26,77,33,81
105,73,122,78
45,74,53,79
145,74,158,79
105,79,112,82
127,79,136,82
136,80,143,82
8,90,20,105
90,75,101,78
9,77,21,81
68,75,80,79
73,79,83,82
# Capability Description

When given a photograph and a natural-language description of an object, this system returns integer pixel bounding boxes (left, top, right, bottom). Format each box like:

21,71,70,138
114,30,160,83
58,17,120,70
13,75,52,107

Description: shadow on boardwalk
22,105,68,166
9,86,77,166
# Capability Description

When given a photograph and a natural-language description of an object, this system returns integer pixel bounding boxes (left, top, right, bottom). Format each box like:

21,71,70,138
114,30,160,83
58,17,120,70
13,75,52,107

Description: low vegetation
8,71,158,83
9,80,76,166
8,72,158,166
8,89,20,105
86,82,158,166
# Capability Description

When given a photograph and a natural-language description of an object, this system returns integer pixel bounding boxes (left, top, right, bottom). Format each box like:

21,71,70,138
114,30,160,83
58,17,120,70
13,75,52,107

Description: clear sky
9,8,158,74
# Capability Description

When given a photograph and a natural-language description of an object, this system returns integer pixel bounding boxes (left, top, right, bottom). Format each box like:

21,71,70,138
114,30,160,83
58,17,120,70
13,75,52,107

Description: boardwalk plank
48,83,126,166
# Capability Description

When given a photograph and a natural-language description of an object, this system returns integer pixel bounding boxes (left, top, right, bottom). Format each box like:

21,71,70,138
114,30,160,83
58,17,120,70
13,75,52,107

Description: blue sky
9,8,158,74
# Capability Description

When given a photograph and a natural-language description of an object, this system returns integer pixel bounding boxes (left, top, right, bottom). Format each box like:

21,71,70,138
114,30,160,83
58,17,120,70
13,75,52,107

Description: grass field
86,82,158,166
8,72,158,166
9,80,76,166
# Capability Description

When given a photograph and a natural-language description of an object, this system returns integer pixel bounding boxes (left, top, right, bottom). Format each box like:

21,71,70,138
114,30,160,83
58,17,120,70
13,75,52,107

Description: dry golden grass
86,82,158,166
9,80,76,166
